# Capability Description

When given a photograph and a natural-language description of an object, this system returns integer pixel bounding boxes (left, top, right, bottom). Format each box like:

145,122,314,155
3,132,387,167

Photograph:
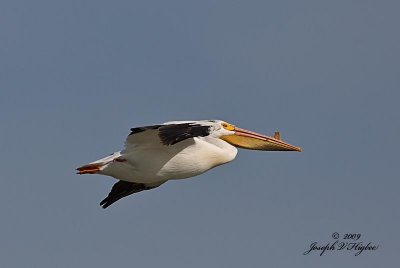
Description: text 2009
343,234,361,240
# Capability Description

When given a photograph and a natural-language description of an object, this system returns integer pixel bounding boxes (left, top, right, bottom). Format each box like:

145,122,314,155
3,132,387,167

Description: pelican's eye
221,122,235,131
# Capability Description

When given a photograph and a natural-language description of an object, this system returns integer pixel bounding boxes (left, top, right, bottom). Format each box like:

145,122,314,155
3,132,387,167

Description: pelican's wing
100,180,164,208
125,122,211,147
157,123,211,145
125,125,163,147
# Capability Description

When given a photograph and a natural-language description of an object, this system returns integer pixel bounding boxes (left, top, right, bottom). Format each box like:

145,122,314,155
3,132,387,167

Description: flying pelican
77,120,302,208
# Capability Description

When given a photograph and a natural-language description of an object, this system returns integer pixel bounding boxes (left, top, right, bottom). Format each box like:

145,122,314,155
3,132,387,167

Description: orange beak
221,127,302,152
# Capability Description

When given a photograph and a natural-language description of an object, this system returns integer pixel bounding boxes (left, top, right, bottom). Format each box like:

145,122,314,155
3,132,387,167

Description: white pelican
77,120,302,208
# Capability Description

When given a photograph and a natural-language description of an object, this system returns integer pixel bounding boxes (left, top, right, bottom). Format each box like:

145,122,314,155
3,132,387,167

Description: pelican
77,120,302,208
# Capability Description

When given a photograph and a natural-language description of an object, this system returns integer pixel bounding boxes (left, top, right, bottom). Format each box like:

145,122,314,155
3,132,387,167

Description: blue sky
1,1,399,267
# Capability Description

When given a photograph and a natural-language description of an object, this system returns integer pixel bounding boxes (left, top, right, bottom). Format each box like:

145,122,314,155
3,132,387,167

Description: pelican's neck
201,136,238,164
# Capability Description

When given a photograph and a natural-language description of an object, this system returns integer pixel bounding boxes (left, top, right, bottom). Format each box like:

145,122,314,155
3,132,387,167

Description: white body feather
93,136,237,184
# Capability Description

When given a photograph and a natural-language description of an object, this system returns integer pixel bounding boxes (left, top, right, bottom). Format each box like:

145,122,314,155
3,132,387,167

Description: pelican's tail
76,151,122,175
76,163,105,174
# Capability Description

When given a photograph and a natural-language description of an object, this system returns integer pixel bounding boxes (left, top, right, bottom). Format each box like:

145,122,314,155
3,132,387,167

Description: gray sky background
1,1,399,267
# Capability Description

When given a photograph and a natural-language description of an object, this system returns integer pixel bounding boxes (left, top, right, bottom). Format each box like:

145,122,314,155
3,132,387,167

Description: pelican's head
212,120,302,152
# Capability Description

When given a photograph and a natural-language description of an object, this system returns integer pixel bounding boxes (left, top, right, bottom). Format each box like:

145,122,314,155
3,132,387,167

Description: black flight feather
158,123,211,145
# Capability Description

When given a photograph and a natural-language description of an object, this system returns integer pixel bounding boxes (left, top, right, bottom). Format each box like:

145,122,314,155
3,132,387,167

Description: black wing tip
100,195,122,209
99,181,161,209
158,123,211,146
129,125,162,135
99,198,112,209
